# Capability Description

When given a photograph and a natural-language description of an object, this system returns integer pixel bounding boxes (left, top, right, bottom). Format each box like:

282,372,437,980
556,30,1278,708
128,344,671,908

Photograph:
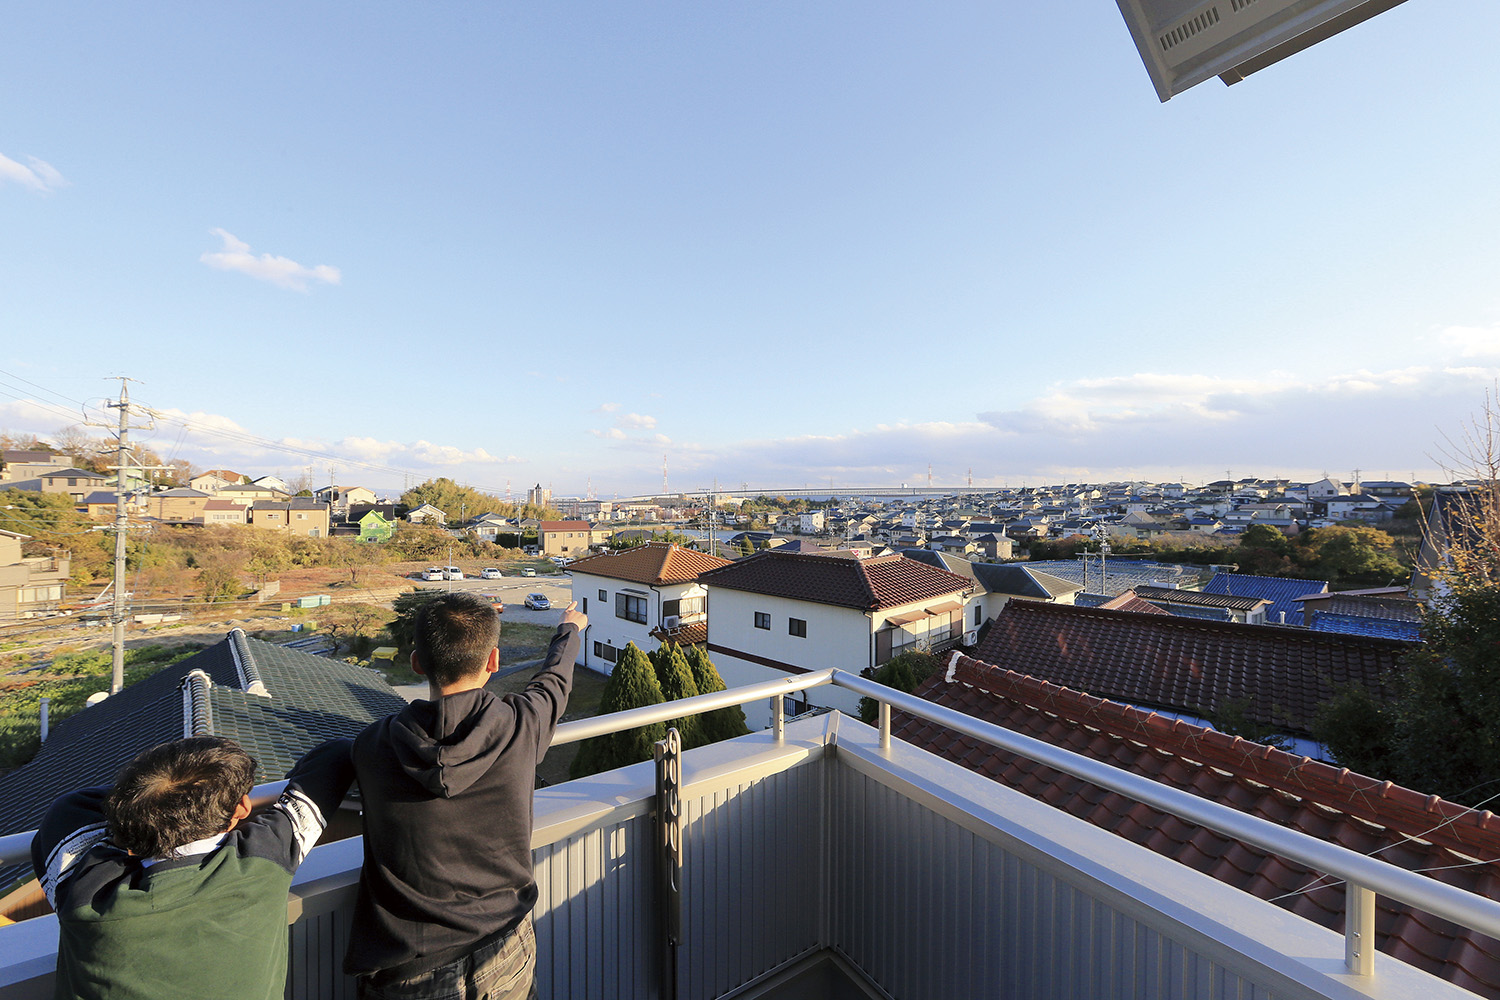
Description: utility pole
93,379,162,695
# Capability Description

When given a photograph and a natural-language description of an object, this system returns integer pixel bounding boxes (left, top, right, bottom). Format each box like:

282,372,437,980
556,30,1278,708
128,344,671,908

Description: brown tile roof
1134,585,1269,611
539,520,591,531
649,620,709,646
699,551,971,611
1098,591,1173,615
894,655,1500,999
971,600,1407,736
567,542,731,585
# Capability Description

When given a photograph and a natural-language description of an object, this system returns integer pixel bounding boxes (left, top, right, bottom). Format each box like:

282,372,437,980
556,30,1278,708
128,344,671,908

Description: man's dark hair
413,591,501,688
104,736,257,858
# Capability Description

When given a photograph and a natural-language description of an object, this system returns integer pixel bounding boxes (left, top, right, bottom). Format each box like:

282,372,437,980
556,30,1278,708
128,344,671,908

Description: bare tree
1420,386,1500,592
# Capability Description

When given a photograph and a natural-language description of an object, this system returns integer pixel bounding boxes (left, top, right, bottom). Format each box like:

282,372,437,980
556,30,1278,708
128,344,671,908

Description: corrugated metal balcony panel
534,816,655,1000
528,724,833,1000
678,761,824,998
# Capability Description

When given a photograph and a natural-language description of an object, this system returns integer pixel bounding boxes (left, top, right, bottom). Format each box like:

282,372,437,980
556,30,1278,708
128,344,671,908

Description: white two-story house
567,542,732,674
699,550,972,729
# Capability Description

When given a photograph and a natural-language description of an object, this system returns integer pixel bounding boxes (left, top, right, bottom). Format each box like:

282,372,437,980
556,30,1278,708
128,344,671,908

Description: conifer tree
650,643,702,748
569,642,667,779
685,644,750,745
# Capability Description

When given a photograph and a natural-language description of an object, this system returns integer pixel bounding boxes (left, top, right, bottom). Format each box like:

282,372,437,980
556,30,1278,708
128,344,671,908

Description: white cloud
617,412,657,430
586,365,1500,494
1437,323,1500,358
592,402,621,413
199,228,341,292
0,153,67,193
407,441,504,466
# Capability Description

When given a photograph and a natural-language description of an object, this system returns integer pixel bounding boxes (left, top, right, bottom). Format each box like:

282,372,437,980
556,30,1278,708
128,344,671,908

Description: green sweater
32,740,353,1000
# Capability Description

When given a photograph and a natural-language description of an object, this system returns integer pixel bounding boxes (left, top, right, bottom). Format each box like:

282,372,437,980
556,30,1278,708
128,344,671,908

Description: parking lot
411,573,576,627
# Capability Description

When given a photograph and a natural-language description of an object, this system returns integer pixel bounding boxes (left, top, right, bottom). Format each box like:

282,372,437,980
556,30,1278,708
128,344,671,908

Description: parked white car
480,567,502,580
423,567,444,581
444,567,464,580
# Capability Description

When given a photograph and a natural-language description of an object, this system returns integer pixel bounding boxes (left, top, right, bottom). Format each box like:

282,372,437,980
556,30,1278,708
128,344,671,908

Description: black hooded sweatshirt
344,623,579,981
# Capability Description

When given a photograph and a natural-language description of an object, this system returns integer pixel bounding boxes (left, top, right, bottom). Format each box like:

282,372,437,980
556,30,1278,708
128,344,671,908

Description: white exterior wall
706,590,872,728
706,588,970,730
570,571,705,675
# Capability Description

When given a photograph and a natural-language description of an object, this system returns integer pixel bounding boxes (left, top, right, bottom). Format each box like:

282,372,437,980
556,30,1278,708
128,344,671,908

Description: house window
789,618,807,638
581,597,587,614
754,612,771,630
615,593,646,624
973,604,982,627
662,596,705,619
598,589,607,602
593,641,618,663
296,513,306,520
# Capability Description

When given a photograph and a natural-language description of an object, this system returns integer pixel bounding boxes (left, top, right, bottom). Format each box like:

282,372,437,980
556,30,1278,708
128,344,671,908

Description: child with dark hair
32,735,353,1000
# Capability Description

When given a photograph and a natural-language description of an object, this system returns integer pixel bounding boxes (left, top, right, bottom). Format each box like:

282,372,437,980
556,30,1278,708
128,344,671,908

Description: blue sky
3,3,1499,498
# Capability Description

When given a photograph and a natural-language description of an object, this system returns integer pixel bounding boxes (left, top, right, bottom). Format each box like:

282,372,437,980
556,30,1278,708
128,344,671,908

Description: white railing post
772,694,785,742
878,701,891,751
1346,882,1375,976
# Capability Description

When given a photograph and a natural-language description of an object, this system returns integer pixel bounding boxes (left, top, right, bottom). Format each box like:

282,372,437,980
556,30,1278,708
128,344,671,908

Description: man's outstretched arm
525,603,586,738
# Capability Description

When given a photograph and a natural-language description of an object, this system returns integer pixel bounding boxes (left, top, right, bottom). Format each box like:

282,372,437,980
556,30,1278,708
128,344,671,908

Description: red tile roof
567,542,731,585
971,600,1407,736
539,520,591,531
699,551,972,610
894,655,1500,999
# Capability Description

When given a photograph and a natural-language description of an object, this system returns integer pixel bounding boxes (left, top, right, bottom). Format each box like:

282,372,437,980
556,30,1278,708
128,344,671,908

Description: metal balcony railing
3,664,1500,990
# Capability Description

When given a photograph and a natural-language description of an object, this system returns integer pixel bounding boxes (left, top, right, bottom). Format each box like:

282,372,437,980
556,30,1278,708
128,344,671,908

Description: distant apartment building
538,520,592,558
0,450,75,482
0,528,69,620
249,499,331,537
144,488,211,523
527,483,552,509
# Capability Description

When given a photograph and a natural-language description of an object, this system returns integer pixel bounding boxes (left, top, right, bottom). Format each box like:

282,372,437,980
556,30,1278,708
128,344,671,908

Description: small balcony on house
3,670,1498,1000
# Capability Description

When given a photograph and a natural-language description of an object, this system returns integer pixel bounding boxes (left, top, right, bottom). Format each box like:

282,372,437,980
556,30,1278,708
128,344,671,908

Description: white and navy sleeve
32,787,112,909
239,738,355,872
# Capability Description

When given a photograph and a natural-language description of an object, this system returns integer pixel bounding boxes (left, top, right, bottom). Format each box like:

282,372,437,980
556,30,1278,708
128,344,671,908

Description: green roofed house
0,629,407,894
357,509,394,542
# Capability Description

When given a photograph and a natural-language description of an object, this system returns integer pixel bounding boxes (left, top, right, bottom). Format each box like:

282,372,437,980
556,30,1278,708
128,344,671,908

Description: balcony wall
0,714,1485,1000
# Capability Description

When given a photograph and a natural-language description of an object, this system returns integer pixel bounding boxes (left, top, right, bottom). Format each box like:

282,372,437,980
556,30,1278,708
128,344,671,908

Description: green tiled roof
0,630,406,885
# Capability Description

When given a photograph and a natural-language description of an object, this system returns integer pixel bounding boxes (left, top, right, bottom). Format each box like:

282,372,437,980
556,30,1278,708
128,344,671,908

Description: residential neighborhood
3,446,1499,998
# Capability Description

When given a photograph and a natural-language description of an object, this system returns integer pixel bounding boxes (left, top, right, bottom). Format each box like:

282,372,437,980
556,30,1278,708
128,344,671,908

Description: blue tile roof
1203,573,1329,626
1309,610,1423,642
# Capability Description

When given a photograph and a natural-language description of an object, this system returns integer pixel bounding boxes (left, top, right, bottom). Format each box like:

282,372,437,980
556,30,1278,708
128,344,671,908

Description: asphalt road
410,573,576,627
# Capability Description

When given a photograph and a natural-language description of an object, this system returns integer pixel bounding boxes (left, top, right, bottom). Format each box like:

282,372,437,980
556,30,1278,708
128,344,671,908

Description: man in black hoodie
345,590,584,999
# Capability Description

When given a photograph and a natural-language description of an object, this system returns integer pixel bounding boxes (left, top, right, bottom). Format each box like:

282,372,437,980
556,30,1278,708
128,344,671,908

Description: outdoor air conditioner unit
663,615,681,629
1116,0,1408,101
